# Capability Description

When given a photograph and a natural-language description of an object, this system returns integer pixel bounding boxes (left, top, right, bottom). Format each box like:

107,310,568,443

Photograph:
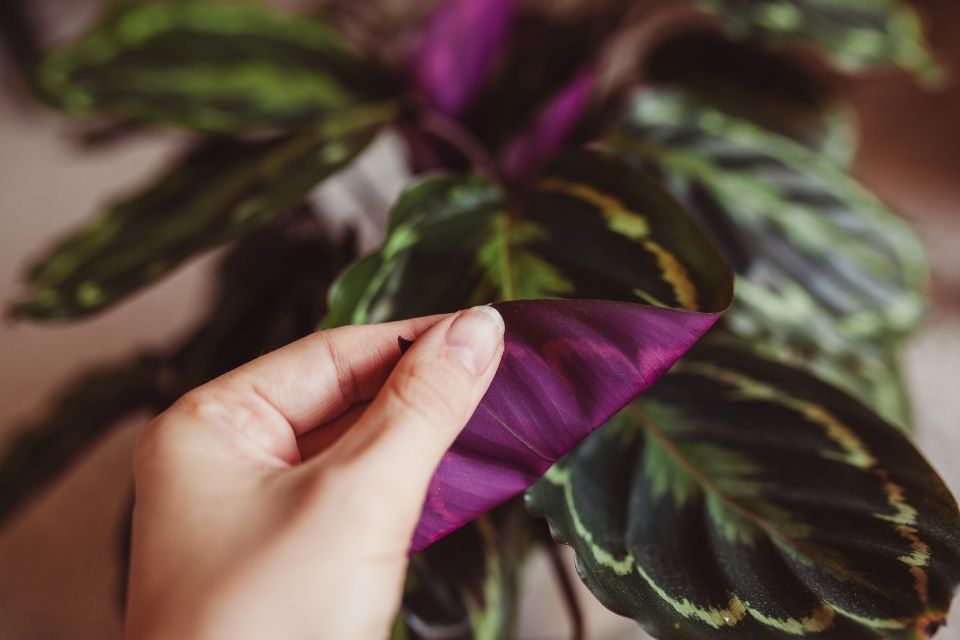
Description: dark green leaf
527,339,960,639
695,0,942,81
396,500,530,640
611,90,927,426
13,112,383,320
0,355,161,527
324,148,732,326
168,212,355,396
38,2,395,132
644,30,856,165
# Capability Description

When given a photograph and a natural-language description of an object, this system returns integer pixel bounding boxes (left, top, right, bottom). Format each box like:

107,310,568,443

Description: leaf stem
416,110,503,181
542,527,585,640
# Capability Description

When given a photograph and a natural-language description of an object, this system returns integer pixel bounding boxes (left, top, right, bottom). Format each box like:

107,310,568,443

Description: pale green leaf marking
536,177,700,311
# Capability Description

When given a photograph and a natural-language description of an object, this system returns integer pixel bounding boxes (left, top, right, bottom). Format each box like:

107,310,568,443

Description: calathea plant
2,0,959,638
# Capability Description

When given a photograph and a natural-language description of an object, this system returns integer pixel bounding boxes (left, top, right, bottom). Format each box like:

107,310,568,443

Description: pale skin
125,306,506,640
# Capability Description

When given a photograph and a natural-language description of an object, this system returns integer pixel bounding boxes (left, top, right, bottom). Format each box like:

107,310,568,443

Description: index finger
179,314,449,436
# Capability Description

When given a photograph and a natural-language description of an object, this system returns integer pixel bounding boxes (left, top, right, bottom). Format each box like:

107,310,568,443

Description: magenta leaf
413,299,722,552
500,67,595,182
323,150,733,551
413,0,517,115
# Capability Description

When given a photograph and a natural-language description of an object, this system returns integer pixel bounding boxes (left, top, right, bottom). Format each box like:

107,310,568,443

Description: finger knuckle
315,331,365,406
170,388,235,425
133,389,236,475
133,413,179,477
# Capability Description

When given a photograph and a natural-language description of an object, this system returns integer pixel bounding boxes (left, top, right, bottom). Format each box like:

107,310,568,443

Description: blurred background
1,0,959,638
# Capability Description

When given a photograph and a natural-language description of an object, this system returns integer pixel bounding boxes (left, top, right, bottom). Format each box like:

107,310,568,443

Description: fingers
320,306,505,504
212,314,449,434
148,313,448,460
297,402,369,460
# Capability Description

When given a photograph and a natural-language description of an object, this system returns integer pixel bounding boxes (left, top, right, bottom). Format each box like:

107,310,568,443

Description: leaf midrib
498,205,517,302
627,403,878,591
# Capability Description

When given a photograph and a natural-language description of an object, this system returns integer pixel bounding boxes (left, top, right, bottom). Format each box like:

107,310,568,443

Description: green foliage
611,90,927,427
13,111,384,319
395,500,530,640
3,0,957,637
696,0,942,82
38,1,395,133
528,339,960,639
643,31,856,165
324,149,732,326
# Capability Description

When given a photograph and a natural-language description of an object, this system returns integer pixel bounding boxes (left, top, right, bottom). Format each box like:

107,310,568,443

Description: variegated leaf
324,150,733,549
38,2,394,132
644,30,857,166
527,339,960,640
13,112,383,320
611,90,927,427
325,149,731,325
695,0,941,81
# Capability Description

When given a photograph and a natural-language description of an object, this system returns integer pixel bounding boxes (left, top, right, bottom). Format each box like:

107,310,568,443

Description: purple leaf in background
411,298,723,553
413,0,516,115
500,68,595,182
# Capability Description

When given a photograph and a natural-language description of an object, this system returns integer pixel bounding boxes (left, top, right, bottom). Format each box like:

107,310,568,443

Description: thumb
322,306,504,520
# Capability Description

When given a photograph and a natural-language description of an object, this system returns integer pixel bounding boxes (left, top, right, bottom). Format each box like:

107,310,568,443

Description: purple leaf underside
411,298,722,552
413,0,517,115
501,68,596,182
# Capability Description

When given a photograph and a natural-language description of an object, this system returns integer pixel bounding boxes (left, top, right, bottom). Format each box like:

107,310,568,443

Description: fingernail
445,306,505,375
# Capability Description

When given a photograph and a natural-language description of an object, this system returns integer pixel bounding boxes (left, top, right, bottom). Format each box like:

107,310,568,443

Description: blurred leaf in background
1,214,354,530
0,355,161,526
12,110,385,320
612,89,927,427
38,2,396,133
696,0,943,82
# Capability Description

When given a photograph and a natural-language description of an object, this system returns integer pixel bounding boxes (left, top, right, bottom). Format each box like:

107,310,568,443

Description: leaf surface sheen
527,340,960,640
323,150,733,552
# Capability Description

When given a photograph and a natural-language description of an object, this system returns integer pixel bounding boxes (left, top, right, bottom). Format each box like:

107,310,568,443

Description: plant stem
416,110,503,181
543,534,585,640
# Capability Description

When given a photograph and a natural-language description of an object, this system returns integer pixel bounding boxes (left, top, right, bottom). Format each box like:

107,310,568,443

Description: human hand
124,307,505,640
